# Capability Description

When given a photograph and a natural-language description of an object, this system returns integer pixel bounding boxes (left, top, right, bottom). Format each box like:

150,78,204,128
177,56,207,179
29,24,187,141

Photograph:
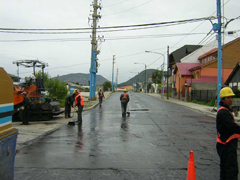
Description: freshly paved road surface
15,92,222,180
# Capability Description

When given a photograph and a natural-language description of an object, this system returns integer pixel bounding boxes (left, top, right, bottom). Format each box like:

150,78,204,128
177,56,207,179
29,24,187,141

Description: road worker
98,88,104,106
65,93,75,118
74,89,84,125
120,89,130,117
21,92,30,125
216,87,240,180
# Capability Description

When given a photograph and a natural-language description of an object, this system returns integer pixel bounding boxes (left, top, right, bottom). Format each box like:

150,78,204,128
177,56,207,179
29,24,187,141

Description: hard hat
123,88,127,92
99,88,102,90
21,92,26,95
220,87,235,98
74,89,78,93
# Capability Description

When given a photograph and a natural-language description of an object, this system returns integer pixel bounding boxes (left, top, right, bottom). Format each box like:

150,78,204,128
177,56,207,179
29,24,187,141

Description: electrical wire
104,0,155,16
0,32,212,42
104,0,130,8
0,16,216,35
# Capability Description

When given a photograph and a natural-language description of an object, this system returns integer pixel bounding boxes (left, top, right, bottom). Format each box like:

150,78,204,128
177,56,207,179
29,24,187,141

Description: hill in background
56,69,158,87
56,73,109,86
118,69,157,87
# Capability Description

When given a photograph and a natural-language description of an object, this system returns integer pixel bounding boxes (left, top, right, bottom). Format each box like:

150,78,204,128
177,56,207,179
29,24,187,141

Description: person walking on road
65,93,75,118
21,92,30,125
98,88,104,106
216,87,240,180
74,89,84,125
120,89,130,117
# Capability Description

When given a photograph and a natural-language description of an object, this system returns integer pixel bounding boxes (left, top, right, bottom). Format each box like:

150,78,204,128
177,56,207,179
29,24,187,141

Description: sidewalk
13,91,112,150
147,93,240,121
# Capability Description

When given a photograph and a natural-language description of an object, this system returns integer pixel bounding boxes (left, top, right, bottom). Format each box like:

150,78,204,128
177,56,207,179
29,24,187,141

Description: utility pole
167,46,169,99
89,0,101,100
116,68,119,91
112,55,116,91
213,0,222,109
145,65,147,93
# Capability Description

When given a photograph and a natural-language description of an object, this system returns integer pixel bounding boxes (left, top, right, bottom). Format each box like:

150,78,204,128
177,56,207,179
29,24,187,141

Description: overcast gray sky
0,0,239,83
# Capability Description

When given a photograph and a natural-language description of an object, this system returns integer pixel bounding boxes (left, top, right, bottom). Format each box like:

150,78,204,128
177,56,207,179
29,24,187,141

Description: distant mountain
118,69,158,87
56,73,109,86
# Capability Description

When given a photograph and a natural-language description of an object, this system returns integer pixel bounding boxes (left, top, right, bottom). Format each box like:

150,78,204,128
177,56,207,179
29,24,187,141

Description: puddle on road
130,108,149,111
197,120,215,124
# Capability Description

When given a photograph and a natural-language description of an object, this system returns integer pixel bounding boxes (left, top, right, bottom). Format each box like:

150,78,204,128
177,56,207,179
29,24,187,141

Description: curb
83,92,112,111
16,126,62,150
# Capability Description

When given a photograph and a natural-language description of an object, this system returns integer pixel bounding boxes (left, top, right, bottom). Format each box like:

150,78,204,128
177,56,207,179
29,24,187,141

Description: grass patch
189,100,215,107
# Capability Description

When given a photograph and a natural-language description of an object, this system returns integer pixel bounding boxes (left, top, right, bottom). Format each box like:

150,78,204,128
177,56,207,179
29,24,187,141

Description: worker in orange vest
216,87,240,180
74,89,84,125
120,89,130,117
98,88,104,106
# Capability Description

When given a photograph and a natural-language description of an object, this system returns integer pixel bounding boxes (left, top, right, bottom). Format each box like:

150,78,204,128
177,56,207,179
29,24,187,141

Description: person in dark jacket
98,88,104,106
74,89,84,125
65,93,75,118
120,89,130,117
21,92,30,125
216,87,240,180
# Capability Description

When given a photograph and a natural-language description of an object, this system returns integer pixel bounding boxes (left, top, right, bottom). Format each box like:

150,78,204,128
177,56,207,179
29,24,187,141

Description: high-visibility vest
216,106,240,145
75,93,84,106
99,91,104,97
121,93,128,100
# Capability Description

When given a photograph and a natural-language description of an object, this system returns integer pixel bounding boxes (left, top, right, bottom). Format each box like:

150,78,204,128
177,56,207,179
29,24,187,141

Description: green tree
35,71,68,102
103,81,112,89
151,70,162,84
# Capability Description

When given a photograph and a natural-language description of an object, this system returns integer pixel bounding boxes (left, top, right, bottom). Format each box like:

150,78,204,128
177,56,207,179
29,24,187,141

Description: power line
104,0,130,8
0,32,214,42
0,16,216,34
104,0,155,16
196,0,231,46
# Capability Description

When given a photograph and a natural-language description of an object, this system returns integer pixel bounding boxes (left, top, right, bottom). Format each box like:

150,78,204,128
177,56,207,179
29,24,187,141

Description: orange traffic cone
186,151,196,180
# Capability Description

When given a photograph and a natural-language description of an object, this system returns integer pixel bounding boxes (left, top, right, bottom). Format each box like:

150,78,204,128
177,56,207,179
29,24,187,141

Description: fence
191,90,216,102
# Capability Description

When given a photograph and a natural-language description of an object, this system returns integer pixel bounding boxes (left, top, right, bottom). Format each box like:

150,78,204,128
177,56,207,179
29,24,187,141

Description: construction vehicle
12,60,64,121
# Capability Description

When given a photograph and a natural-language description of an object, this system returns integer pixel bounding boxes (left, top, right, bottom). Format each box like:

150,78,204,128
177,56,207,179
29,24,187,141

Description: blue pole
90,49,97,99
216,0,222,109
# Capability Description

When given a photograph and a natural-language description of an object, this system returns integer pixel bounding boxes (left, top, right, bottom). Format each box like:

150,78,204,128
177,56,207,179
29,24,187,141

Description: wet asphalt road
15,92,221,180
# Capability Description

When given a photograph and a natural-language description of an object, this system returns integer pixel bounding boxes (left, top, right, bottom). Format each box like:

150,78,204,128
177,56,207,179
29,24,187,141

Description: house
225,62,240,90
8,73,21,83
173,63,201,100
180,40,218,63
168,45,202,97
169,45,202,70
67,83,85,94
173,37,240,102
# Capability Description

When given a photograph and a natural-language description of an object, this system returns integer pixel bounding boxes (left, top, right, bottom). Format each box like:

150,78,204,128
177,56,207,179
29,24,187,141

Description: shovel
127,104,130,117
68,107,78,125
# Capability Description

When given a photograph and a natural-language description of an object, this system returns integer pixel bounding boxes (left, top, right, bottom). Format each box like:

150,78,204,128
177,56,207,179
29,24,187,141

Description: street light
145,51,165,98
134,63,147,93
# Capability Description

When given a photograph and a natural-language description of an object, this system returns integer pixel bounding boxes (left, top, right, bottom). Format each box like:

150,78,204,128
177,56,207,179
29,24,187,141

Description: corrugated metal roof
175,63,202,75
